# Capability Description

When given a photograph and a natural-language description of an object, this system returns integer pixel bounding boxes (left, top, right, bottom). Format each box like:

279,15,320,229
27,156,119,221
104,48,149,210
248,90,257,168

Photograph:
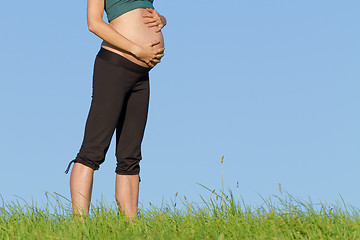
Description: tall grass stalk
220,155,225,210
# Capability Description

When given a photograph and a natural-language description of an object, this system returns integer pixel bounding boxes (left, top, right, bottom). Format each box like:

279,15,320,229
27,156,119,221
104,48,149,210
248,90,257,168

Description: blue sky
1,0,359,211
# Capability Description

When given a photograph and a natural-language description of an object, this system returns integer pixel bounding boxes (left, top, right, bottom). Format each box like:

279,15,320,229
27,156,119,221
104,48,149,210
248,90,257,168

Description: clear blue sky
1,0,359,211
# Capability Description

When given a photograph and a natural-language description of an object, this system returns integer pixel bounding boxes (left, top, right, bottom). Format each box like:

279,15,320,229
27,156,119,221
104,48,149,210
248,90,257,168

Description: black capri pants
65,47,151,182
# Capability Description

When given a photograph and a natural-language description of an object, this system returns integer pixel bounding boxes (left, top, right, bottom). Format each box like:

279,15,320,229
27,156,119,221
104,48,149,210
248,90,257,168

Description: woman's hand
133,41,165,68
142,8,167,33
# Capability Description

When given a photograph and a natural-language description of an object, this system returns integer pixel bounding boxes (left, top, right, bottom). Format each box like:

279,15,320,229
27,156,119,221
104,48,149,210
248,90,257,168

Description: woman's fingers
146,22,160,28
152,59,160,63
153,53,164,61
144,17,161,28
143,18,157,24
154,54,164,61
143,9,164,32
149,52,164,67
147,59,159,68
156,47,165,54
152,49,164,60
144,18,158,25
142,14,155,19
150,41,161,48
155,24,163,32
141,41,164,67
142,13,157,25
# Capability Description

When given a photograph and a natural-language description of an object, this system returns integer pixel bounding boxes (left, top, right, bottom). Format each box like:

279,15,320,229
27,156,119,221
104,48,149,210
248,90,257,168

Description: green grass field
1,158,359,239
1,187,360,239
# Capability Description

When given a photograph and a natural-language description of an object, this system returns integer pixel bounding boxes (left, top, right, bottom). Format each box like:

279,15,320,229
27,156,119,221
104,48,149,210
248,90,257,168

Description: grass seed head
278,183,282,194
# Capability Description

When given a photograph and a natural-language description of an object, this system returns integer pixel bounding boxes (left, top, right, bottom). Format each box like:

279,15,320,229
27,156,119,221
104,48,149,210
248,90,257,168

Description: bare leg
70,163,94,218
115,174,140,220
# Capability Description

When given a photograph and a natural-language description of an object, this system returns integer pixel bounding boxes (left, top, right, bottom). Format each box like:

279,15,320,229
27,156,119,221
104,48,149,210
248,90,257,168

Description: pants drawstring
65,159,76,174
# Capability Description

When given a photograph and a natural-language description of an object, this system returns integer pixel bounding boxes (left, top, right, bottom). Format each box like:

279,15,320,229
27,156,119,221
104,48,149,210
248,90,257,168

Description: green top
105,0,154,22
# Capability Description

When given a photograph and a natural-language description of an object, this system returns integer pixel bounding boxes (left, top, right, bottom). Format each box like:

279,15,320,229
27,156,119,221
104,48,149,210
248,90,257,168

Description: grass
1,157,360,239
1,189,360,239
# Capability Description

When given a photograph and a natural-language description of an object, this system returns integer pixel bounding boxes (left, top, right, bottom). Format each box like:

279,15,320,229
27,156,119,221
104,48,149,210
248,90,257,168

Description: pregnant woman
64,0,166,220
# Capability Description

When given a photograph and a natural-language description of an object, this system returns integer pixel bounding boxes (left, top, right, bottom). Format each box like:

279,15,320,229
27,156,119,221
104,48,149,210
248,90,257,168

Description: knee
71,152,105,173
115,158,141,175
65,156,102,174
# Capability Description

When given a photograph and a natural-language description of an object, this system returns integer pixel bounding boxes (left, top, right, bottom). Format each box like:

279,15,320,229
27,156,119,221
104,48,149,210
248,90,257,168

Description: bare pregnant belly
101,8,165,68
